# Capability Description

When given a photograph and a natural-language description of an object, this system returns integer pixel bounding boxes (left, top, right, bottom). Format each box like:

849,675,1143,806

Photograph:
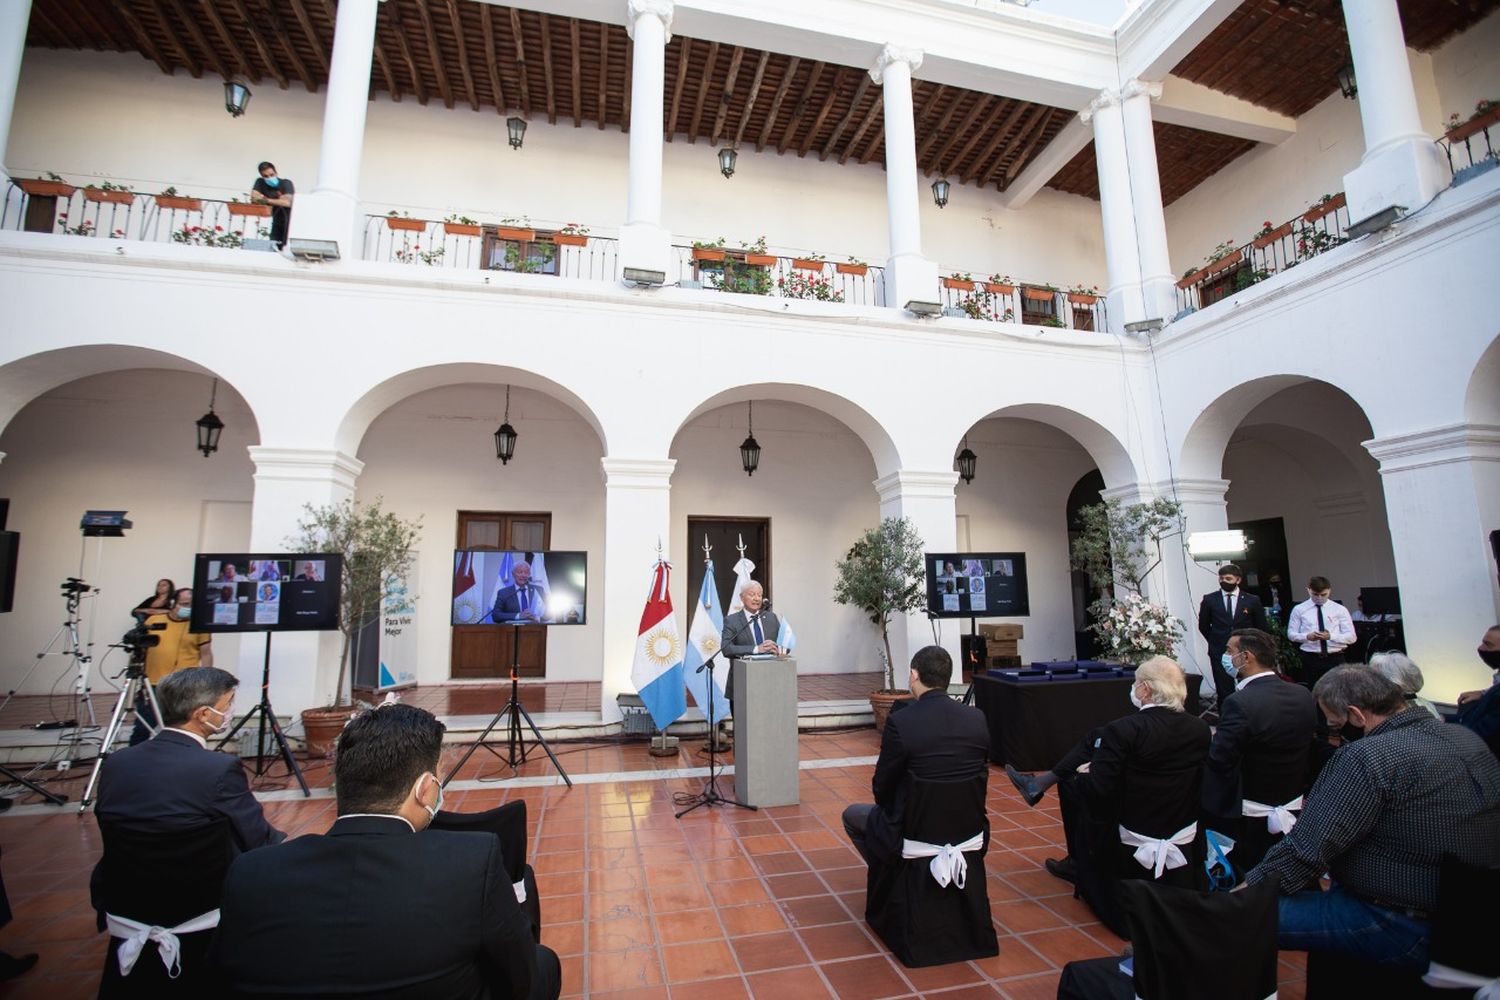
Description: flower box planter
1302,193,1346,223
84,187,134,205
551,232,588,247
495,226,535,241
1205,250,1243,275
386,216,427,233
691,247,727,263
227,202,273,218
942,277,976,291
985,282,1015,296
1067,292,1100,305
155,195,202,212
1022,286,1057,302
18,178,76,198
443,222,483,237
1445,104,1500,144
1176,269,1208,289
835,262,869,276
792,258,825,272
743,253,776,267
1251,222,1293,249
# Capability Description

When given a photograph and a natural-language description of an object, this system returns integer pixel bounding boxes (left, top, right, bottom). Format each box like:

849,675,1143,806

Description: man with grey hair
720,581,783,710
94,667,284,851
1244,665,1500,970
1367,651,1440,719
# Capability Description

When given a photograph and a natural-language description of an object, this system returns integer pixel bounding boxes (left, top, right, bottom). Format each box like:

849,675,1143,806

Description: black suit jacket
94,730,284,851
1077,707,1211,838
867,689,990,860
492,584,550,623
1197,590,1267,656
1202,674,1317,818
210,816,540,999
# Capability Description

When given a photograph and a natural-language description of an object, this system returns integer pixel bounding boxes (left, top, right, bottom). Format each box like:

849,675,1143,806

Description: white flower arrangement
1093,592,1184,664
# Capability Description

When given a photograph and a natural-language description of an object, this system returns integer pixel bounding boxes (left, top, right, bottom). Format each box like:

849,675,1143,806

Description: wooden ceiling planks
1047,121,1258,205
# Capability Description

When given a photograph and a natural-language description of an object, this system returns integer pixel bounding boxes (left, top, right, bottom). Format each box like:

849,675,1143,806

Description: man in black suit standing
1202,628,1317,874
720,581,783,710
492,560,551,623
1198,563,1267,705
94,667,284,851
842,646,990,866
210,704,560,999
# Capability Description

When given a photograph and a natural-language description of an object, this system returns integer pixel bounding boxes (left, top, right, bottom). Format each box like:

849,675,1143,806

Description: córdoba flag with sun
631,558,686,730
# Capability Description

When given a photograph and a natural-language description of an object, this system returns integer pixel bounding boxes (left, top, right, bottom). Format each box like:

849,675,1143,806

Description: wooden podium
731,656,799,807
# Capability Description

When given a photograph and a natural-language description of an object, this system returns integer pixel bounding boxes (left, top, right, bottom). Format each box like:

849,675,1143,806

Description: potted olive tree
288,497,421,754
834,516,926,732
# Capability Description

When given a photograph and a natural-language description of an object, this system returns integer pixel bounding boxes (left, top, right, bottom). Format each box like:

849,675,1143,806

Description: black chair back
1118,879,1278,1000
429,801,541,939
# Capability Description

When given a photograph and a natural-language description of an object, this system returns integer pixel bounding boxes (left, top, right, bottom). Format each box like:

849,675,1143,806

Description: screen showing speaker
925,553,1030,618
452,550,587,626
190,553,343,632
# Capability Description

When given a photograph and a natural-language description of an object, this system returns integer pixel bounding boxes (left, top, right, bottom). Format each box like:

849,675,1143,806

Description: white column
1366,424,1500,703
870,45,939,311
1119,80,1177,324
287,0,379,259
617,0,674,278
875,471,959,677
243,447,364,719
1081,90,1145,332
1340,0,1447,224
600,457,675,723
0,0,31,179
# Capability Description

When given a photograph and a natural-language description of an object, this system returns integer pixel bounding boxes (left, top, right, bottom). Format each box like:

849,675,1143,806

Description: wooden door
685,517,772,615
450,512,551,678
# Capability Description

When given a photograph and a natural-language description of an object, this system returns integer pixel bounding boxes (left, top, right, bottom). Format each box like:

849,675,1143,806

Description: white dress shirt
1235,670,1279,692
1287,598,1356,654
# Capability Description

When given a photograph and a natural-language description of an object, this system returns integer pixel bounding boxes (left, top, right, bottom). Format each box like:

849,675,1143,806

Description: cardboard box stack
978,623,1023,668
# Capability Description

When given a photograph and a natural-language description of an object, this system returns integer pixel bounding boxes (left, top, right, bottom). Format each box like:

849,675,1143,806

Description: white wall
5,48,1109,290
1428,9,1500,131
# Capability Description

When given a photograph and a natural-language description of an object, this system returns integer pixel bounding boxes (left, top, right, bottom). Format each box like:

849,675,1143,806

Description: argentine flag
630,559,686,730
684,561,731,724
777,614,798,653
726,555,757,616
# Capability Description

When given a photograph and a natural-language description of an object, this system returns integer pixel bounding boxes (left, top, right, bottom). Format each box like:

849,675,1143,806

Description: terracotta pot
1251,221,1292,249
18,178,75,198
552,232,588,246
835,263,869,276
1445,104,1500,144
443,222,482,237
868,689,913,734
493,226,534,241
691,247,726,262
301,705,358,757
942,277,976,291
1176,269,1207,289
1206,250,1243,275
1302,192,1345,222
386,216,427,232
743,253,776,267
227,202,273,217
1022,286,1056,301
985,282,1015,295
155,195,202,212
84,188,134,205
792,258,825,272
1067,292,1099,305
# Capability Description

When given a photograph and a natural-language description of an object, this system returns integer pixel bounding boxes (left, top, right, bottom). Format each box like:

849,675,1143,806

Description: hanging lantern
739,400,760,476
196,378,224,457
1336,64,1357,101
507,115,528,150
494,385,518,464
718,146,738,179
224,77,252,117
932,176,951,208
955,436,977,485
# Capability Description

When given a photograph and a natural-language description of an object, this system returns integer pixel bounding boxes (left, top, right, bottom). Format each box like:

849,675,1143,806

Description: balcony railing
937,278,1107,332
1175,193,1351,314
2,180,276,247
670,246,887,307
360,216,618,280
1439,103,1500,184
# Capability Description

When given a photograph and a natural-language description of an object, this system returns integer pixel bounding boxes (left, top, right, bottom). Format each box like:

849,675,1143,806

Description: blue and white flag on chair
684,561,731,725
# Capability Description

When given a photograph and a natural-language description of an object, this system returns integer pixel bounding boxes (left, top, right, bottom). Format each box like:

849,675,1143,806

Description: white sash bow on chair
1242,795,1303,835
514,878,527,903
1423,962,1500,998
106,908,220,978
901,832,985,888
1118,822,1197,878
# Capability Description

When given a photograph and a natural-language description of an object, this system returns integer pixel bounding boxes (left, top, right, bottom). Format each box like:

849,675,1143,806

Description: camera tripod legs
79,670,162,811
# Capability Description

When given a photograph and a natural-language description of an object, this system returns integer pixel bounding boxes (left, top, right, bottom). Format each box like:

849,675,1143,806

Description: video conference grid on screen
451,550,588,626
924,553,1030,618
190,553,343,633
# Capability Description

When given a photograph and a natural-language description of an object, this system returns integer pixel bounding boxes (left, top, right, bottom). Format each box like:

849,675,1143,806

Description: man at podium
721,581,784,711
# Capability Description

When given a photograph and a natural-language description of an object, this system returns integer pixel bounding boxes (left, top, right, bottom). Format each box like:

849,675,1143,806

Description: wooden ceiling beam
756,55,799,152
687,41,720,143
970,100,1031,186
779,60,825,155
596,21,609,128
481,4,504,112
732,49,771,148
259,4,316,92
199,0,257,81
226,0,289,89
384,1,427,104
109,0,173,76
840,92,881,164
412,0,454,108
145,0,202,77
540,13,557,124
857,120,886,164
941,95,1004,179
1004,107,1057,184
28,5,73,47
709,45,745,147
798,67,846,157
66,3,123,52
165,0,229,79
569,17,582,126
927,95,992,175
816,70,870,160
665,39,690,140
621,38,632,131
287,0,329,76
360,0,400,100
445,0,479,111
508,8,530,117
915,87,966,162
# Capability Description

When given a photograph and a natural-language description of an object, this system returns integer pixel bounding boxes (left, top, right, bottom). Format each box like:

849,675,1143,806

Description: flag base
649,733,680,757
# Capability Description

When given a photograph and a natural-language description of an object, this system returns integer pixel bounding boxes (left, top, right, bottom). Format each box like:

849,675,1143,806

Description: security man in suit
1202,628,1318,874
720,581,783,709
1197,563,1267,705
492,560,550,623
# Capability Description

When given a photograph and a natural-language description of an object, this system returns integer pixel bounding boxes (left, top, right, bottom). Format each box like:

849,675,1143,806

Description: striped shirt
1245,709,1500,911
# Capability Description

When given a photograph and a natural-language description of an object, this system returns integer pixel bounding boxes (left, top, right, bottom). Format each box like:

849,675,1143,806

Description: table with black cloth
970,662,1199,771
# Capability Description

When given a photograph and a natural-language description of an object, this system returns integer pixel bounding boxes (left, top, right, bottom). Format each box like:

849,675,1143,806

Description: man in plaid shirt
1244,665,1500,970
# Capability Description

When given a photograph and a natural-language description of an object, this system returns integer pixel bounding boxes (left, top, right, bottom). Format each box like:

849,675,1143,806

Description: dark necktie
752,616,764,646
1316,604,1327,654
1224,592,1233,618
519,586,529,612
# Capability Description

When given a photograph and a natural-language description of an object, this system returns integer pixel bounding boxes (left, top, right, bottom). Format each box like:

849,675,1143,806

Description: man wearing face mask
1243,666,1500,970
210,704,559,1000
1286,576,1356,688
132,587,213,745
249,160,295,249
1197,564,1267,706
1455,624,1500,758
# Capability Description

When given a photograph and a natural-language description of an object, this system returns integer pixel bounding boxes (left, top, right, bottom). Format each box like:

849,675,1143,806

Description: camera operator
130,588,212,746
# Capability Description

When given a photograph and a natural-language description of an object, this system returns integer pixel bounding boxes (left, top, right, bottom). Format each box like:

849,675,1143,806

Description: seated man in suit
1041,657,1212,937
492,560,551,623
1198,563,1267,707
1202,628,1317,875
210,704,560,1000
720,581,783,708
95,667,283,852
1456,624,1500,758
842,645,990,866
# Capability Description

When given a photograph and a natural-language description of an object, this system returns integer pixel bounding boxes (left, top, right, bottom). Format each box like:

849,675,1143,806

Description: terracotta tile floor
0,727,1311,999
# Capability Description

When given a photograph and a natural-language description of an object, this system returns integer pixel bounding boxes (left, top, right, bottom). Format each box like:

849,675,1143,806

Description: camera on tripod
60,577,92,597
116,621,165,657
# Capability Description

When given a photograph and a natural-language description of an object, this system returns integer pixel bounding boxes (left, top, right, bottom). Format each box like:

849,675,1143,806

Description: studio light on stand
224,76,252,117
196,378,224,457
739,401,760,477
955,436,977,485
718,146,738,179
1186,529,1248,562
494,385,518,465
507,115,527,150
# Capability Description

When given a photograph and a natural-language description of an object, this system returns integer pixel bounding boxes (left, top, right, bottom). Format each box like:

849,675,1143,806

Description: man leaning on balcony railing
249,162,295,250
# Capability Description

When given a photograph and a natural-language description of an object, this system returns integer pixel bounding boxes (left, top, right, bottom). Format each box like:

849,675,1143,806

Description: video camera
116,620,166,656
60,577,92,597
